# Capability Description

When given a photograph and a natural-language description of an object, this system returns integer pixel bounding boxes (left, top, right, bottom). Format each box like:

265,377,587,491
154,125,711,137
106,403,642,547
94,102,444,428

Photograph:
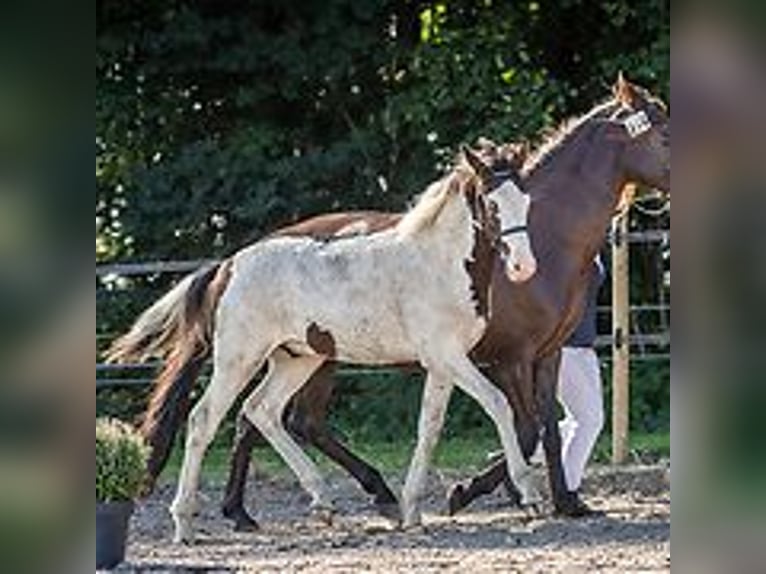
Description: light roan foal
120,148,538,543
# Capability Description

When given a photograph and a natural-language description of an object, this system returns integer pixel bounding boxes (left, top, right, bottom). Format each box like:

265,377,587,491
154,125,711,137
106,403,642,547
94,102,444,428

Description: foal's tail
105,260,232,490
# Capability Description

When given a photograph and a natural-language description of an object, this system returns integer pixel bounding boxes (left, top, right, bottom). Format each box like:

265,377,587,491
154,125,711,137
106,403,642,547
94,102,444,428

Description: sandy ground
114,464,670,573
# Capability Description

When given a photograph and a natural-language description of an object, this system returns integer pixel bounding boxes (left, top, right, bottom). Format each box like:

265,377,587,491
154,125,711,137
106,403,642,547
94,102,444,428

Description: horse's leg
287,365,400,520
400,374,453,528
535,351,593,517
170,343,268,544
221,362,398,530
447,362,539,514
220,372,308,531
447,456,509,515
221,412,262,531
241,352,334,518
442,354,541,508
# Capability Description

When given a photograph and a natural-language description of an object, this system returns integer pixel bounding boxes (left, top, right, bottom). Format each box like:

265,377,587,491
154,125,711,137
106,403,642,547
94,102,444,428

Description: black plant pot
96,501,134,570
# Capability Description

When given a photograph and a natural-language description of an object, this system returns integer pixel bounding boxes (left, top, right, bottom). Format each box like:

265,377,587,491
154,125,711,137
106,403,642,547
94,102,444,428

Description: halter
500,225,528,236
485,168,529,236
623,110,652,138
611,105,653,139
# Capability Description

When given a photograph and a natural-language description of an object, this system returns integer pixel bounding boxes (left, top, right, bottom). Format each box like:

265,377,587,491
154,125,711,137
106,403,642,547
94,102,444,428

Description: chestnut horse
216,75,670,529
109,147,538,543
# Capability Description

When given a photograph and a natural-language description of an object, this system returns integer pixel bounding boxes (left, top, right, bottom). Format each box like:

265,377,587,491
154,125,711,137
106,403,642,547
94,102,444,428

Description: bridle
485,168,529,237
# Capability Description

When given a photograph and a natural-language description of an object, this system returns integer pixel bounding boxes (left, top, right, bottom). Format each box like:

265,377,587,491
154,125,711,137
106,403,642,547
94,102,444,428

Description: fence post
611,206,631,464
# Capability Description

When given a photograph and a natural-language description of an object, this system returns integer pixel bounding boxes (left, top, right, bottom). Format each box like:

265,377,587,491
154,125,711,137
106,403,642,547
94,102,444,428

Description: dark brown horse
125,76,669,530
216,76,669,530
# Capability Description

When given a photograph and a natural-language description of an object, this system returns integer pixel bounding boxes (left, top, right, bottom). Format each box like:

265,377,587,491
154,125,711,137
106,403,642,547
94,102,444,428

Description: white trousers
557,347,605,491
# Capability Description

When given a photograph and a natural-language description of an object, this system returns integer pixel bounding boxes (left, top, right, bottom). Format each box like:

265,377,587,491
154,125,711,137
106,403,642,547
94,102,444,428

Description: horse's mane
522,96,622,175
396,165,474,238
522,79,668,175
396,93,639,237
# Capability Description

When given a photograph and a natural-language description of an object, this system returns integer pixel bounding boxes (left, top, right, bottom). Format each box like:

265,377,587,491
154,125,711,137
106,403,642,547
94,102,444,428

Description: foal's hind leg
170,344,269,544
241,352,334,519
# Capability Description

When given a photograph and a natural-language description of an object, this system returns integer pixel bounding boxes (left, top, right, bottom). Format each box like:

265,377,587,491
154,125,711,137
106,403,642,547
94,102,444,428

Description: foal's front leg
447,362,540,514
401,373,453,529
444,354,541,508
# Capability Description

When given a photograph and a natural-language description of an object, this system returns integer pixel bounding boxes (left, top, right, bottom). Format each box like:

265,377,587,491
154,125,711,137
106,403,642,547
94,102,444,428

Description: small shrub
96,418,150,502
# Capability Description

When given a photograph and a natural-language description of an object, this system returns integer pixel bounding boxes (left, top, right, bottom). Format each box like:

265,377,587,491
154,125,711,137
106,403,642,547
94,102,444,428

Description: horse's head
599,74,671,194
462,143,537,283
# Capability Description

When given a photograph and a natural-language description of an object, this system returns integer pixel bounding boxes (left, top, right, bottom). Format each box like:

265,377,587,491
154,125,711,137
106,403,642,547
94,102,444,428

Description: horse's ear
503,142,529,170
462,145,492,182
612,71,636,106
475,137,498,154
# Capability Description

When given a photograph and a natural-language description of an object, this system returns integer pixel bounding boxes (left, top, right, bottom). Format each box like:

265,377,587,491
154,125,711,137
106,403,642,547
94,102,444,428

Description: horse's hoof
403,522,427,534
172,530,195,545
310,505,336,526
375,501,403,524
554,496,604,519
519,482,543,508
447,483,467,516
223,507,260,532
233,517,261,532
521,502,545,518
172,516,196,545
401,514,424,532
501,479,523,507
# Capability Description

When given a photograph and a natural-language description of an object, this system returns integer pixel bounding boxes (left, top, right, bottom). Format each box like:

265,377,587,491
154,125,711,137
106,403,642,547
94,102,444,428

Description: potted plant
96,418,150,570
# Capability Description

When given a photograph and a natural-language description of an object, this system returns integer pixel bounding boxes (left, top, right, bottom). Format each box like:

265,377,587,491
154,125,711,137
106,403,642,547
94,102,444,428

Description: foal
110,148,538,543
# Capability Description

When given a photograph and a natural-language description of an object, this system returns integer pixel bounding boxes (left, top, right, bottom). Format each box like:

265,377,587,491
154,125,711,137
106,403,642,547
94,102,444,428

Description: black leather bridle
485,168,529,237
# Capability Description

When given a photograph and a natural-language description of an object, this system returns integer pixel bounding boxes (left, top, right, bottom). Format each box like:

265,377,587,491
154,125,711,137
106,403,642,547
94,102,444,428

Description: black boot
554,490,604,518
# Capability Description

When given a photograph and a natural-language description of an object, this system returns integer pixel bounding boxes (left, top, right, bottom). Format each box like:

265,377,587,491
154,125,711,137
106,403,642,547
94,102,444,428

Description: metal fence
96,228,669,390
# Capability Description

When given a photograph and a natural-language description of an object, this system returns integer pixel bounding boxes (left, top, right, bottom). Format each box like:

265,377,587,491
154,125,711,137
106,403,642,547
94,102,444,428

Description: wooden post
611,207,631,464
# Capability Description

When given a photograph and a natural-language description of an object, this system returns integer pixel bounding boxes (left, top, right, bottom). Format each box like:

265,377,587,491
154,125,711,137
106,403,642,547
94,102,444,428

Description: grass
160,431,669,486
592,431,670,463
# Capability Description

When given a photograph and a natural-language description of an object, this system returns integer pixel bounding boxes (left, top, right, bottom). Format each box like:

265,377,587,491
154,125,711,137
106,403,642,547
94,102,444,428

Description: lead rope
615,184,670,219
631,191,670,217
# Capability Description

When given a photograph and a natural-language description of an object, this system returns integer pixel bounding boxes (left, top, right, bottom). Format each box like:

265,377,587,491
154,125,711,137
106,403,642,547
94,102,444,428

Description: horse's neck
528,137,624,309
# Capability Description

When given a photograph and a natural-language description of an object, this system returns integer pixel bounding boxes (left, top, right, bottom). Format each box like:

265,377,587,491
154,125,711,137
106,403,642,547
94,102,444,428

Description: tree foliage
97,0,669,262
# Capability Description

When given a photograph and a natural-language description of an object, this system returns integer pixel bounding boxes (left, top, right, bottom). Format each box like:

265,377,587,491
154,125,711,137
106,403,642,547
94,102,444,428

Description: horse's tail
105,260,232,489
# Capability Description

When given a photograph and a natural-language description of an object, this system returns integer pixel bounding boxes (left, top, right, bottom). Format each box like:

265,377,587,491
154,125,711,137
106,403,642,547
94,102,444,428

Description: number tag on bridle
623,110,652,138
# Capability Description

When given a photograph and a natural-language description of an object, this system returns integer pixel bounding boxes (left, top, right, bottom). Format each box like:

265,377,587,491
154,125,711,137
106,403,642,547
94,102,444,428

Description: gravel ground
114,464,670,573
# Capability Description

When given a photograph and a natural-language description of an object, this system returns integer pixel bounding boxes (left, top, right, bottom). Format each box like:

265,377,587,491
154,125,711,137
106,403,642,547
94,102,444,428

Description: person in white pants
557,256,607,493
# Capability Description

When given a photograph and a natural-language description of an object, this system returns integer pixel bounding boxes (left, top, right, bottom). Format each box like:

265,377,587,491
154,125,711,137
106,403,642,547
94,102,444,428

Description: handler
557,255,607,494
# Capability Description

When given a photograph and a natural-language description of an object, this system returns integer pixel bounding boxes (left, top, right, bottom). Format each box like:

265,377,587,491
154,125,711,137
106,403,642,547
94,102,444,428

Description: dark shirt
566,256,606,348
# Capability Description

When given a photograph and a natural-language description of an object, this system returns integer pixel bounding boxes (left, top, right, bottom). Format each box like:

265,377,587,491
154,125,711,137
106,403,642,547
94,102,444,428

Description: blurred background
672,2,766,573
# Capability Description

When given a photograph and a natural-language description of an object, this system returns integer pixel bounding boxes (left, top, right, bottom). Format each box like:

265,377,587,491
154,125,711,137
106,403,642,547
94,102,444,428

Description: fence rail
97,259,214,277
94,228,670,280
96,351,670,390
97,228,669,391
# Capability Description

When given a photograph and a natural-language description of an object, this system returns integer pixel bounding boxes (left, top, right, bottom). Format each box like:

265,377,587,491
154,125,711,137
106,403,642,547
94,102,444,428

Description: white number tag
624,110,652,138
